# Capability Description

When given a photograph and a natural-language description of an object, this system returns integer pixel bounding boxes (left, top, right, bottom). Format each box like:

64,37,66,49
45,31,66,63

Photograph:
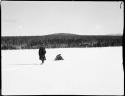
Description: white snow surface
2,47,124,95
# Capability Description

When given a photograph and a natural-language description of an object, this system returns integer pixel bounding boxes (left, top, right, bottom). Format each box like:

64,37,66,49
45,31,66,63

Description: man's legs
41,56,45,64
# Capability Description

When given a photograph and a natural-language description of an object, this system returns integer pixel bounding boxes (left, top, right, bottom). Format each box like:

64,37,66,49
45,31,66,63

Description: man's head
40,43,45,47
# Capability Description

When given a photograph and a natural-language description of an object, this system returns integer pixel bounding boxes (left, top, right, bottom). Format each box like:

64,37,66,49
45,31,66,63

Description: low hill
1,33,122,50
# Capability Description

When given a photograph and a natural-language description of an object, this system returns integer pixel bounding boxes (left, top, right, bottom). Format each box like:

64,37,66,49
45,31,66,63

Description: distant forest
1,33,123,50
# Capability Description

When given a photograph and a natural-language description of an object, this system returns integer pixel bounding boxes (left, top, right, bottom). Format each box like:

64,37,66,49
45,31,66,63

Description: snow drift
2,47,124,95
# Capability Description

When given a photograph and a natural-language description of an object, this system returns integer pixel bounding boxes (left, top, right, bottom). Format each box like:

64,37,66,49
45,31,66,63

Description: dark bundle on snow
55,54,64,61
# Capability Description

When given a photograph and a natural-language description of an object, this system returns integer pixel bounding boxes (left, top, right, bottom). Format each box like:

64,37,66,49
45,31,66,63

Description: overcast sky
2,1,124,36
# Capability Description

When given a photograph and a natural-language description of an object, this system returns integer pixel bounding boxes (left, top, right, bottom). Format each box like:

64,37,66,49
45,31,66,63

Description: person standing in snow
39,46,46,64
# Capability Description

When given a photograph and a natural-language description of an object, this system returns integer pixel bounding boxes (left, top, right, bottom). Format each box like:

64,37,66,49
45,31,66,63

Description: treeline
1,34,122,50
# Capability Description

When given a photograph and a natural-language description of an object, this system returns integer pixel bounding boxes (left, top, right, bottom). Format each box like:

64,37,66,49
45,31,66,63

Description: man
39,46,46,64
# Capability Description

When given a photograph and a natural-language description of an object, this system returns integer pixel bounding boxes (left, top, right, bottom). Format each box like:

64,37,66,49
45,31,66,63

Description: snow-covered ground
2,47,124,95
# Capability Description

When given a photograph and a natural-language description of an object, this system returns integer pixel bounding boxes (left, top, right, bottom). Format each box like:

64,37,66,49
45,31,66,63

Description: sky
1,1,124,36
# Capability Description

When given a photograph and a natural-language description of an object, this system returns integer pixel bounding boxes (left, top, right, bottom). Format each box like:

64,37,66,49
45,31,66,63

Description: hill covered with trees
1,33,122,50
